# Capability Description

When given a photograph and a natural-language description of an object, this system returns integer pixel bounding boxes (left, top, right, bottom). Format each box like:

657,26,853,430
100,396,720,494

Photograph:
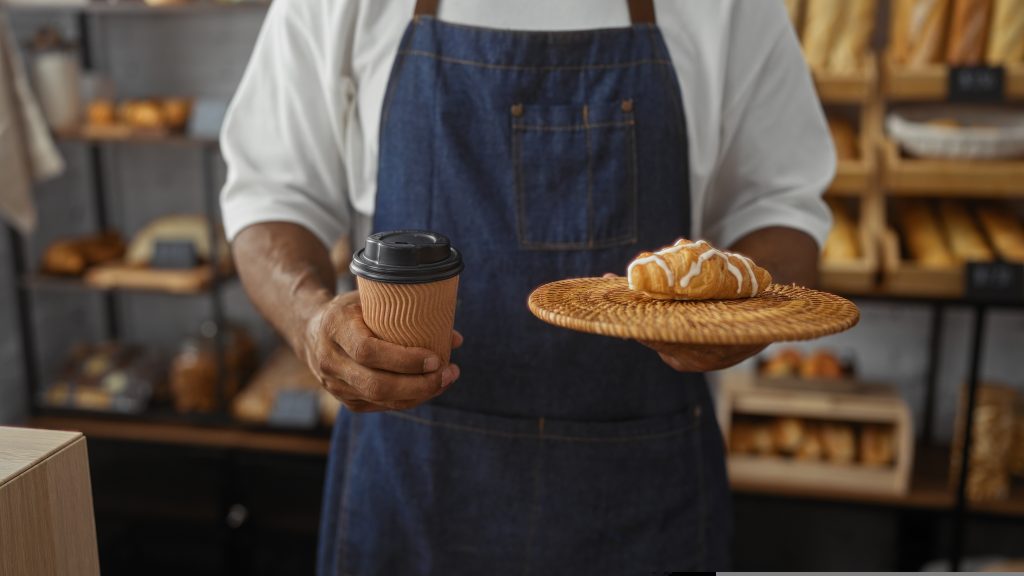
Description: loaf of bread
802,0,846,70
800,350,844,379
795,424,824,461
947,0,993,65
822,422,857,464
860,425,897,466
986,0,1024,64
975,204,1024,262
898,201,956,267
773,417,806,455
938,200,995,262
41,232,126,276
891,0,951,67
824,198,861,263
828,0,878,73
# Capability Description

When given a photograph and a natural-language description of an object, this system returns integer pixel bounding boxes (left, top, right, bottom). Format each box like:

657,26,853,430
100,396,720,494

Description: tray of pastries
528,238,860,345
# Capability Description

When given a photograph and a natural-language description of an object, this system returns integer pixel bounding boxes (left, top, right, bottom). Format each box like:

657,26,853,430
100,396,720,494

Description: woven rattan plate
528,278,859,345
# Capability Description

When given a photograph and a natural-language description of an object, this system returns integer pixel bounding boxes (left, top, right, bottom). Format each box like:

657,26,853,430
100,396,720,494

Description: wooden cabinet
0,427,100,576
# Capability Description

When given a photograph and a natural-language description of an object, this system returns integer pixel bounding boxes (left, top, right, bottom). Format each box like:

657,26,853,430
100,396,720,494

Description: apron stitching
337,413,361,576
583,104,595,248
383,410,696,442
522,417,545,576
512,120,635,131
397,50,671,72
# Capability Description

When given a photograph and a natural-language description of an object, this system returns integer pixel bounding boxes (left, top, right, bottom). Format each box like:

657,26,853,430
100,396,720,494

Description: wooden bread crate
0,427,100,576
813,54,878,105
829,117,879,197
882,51,1024,102
717,370,914,496
821,194,881,294
880,225,964,298
881,138,1024,198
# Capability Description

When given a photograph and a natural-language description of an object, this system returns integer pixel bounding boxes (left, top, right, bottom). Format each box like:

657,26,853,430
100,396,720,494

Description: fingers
603,272,620,278
452,330,464,349
321,363,461,411
331,303,442,374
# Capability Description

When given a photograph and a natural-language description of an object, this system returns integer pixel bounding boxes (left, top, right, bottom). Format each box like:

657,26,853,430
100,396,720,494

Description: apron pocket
337,403,703,574
512,101,638,250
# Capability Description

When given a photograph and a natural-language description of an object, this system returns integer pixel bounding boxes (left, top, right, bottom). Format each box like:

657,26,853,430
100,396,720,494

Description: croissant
627,238,773,300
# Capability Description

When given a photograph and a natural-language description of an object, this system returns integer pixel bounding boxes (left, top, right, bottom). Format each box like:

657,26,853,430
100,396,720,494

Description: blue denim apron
318,1,731,573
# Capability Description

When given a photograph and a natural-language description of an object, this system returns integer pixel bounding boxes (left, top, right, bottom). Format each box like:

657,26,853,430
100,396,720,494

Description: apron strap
413,0,657,24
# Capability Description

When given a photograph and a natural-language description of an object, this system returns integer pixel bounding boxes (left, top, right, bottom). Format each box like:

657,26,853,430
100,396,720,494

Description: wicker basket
950,384,1017,502
887,106,1024,160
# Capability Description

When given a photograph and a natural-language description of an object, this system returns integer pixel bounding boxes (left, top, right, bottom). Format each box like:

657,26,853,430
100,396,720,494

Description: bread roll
41,231,125,276
891,0,952,67
938,200,995,262
860,425,897,466
773,417,806,455
828,0,878,73
986,0,1024,64
824,198,861,263
800,350,844,379
976,204,1024,262
947,0,993,65
795,424,824,461
822,422,857,464
898,201,956,267
803,0,846,70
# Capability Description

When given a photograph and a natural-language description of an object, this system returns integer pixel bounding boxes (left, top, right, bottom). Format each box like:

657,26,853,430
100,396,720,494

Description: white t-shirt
220,0,835,251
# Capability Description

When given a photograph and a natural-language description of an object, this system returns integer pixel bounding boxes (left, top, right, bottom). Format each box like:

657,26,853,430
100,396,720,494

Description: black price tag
151,240,199,269
965,262,1024,302
948,66,1005,102
268,390,319,429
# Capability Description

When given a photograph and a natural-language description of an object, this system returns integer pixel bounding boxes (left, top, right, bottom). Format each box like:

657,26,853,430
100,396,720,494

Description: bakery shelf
5,0,270,14
882,53,1024,103
827,159,874,197
813,56,878,105
22,272,226,296
821,194,882,294
880,226,965,299
881,139,1024,198
54,128,217,145
32,412,331,456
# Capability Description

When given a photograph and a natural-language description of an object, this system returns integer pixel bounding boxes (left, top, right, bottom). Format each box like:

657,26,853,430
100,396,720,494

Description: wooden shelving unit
881,140,1024,198
54,128,216,145
22,271,230,296
882,53,1024,103
814,57,879,105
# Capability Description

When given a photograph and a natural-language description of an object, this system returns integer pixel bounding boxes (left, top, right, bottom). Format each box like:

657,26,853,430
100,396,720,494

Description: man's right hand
302,290,462,412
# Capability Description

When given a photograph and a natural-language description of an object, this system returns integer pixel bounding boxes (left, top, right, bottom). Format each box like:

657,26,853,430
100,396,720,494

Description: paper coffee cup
350,231,463,363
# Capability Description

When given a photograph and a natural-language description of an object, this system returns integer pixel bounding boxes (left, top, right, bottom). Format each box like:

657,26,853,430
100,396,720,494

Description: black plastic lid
350,230,463,284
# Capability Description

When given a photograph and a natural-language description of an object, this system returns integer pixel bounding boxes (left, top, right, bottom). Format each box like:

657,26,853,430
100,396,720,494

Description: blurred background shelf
881,140,1024,197
21,272,229,296
883,54,1024,103
813,57,878,104
54,128,217,145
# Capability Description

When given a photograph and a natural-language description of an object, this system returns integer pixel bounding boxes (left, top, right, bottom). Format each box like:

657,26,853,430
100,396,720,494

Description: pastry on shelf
160,98,192,132
946,0,993,65
801,0,845,70
975,204,1024,263
772,417,806,455
821,422,857,464
860,424,896,466
40,342,159,414
86,99,116,126
794,423,824,461
41,231,125,276
169,322,256,414
823,198,861,264
626,238,772,300
938,200,995,263
760,347,803,378
897,201,956,268
119,99,164,130
986,0,1024,64
890,0,951,67
799,350,844,379
730,420,775,455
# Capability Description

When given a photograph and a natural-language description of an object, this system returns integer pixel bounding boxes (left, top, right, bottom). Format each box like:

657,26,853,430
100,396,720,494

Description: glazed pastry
795,424,824,461
627,238,772,300
827,0,877,73
802,0,845,70
946,0,993,65
938,200,995,262
891,0,951,67
773,417,805,455
860,424,896,466
824,198,861,263
986,0,1024,64
828,118,858,161
897,201,956,268
975,204,1024,262
821,422,857,464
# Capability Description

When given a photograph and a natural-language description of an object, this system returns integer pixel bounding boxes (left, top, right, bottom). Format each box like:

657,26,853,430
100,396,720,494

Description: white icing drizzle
628,238,761,296
736,254,759,296
627,254,673,289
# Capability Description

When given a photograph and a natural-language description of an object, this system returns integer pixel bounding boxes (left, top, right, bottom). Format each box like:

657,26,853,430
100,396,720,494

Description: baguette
947,0,993,65
938,200,995,262
986,0,1024,64
891,0,951,67
897,201,956,268
976,204,1024,262
828,0,878,73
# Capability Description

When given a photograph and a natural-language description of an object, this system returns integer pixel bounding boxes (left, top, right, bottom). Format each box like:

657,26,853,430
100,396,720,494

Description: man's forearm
729,226,819,288
232,222,338,354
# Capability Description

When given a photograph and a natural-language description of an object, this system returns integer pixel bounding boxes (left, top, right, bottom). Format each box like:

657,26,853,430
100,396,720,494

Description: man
221,0,834,572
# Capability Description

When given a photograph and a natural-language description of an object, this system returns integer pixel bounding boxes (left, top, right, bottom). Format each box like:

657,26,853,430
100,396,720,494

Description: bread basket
886,106,1024,160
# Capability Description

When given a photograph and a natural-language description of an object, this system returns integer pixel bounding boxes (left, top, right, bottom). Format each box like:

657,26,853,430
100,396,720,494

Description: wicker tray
528,278,859,345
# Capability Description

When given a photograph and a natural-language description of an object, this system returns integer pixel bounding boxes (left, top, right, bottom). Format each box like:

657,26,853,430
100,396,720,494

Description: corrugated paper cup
350,231,463,363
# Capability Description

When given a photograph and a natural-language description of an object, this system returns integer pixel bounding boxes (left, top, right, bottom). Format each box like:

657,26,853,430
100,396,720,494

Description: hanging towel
0,13,64,235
